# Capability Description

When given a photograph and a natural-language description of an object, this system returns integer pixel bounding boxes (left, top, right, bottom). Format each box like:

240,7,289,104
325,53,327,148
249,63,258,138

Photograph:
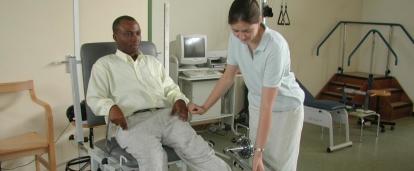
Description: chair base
363,117,396,132
89,147,187,171
65,156,90,171
380,121,396,132
304,106,353,152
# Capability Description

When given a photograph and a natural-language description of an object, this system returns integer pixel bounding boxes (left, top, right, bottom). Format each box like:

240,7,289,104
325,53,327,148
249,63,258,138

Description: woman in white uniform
189,0,304,170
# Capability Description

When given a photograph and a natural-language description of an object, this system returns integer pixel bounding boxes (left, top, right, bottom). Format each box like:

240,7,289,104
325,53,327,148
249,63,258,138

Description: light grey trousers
115,108,231,171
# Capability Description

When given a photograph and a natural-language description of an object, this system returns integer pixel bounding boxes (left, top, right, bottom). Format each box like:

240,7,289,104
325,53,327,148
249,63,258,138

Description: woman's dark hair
228,0,261,24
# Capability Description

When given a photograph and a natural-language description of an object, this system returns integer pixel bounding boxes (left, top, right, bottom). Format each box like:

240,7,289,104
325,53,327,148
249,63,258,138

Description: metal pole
73,0,80,60
71,1,84,170
262,0,266,24
164,2,170,73
369,32,376,74
386,27,394,76
67,56,84,144
340,24,347,74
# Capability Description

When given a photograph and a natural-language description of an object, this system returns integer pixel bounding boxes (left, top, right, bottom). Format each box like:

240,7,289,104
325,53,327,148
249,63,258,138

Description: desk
169,57,245,131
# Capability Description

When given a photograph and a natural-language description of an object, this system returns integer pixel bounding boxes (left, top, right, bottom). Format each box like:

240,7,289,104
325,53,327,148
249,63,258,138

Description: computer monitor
170,34,207,68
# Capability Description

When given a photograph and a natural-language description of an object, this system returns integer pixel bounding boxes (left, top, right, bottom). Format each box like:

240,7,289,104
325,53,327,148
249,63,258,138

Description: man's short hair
112,15,137,33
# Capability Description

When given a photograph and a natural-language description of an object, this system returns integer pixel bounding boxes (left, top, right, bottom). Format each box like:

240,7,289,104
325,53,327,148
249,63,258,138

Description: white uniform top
86,49,189,117
227,24,304,112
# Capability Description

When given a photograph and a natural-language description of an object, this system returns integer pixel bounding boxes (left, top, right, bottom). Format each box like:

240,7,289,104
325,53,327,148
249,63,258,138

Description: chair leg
376,114,380,137
360,118,364,142
48,145,57,171
35,155,40,171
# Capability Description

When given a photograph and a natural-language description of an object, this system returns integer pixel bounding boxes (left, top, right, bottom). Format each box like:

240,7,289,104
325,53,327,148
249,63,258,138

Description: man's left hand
171,99,189,121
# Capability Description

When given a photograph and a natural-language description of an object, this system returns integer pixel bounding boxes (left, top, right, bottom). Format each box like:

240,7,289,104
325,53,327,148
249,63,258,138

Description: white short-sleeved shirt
227,25,304,112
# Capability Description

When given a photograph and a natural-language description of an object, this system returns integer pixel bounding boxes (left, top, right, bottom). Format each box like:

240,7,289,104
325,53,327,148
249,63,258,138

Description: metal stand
65,56,90,170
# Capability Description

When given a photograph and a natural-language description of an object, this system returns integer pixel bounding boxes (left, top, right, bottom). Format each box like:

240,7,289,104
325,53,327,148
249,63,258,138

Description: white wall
1,0,412,170
152,0,233,64
0,1,147,170
153,0,363,95
266,0,363,94
359,0,414,104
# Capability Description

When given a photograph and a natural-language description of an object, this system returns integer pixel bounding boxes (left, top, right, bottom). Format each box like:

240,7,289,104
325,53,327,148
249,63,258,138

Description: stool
369,89,395,132
349,109,380,142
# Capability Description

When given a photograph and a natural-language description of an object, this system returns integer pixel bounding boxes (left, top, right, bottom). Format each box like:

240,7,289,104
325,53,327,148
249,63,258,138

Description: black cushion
306,99,346,111
296,79,345,111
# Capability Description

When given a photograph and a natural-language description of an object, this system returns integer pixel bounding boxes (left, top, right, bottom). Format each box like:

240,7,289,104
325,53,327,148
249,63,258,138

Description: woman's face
230,21,260,44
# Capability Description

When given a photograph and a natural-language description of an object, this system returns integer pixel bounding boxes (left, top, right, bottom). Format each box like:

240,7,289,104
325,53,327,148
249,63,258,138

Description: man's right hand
109,105,128,130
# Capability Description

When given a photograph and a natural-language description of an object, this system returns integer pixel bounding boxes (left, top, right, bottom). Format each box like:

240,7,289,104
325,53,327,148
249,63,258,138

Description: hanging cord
1,123,71,170
277,0,291,25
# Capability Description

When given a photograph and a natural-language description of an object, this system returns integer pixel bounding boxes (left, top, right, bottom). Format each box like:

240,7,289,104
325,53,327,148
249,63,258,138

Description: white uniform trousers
115,108,231,171
249,105,304,171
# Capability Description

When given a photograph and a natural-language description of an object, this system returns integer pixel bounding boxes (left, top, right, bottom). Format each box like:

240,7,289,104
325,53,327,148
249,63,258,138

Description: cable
55,122,71,143
1,160,34,170
0,122,70,170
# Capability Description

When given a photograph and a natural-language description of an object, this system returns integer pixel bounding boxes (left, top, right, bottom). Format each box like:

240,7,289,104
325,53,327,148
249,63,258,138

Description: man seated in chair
86,15,231,171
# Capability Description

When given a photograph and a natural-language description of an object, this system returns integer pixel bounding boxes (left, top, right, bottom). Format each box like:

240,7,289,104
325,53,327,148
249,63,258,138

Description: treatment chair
0,80,56,171
81,42,186,170
297,80,353,152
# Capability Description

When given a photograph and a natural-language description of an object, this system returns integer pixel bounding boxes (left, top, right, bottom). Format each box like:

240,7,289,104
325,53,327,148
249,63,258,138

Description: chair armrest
30,90,54,144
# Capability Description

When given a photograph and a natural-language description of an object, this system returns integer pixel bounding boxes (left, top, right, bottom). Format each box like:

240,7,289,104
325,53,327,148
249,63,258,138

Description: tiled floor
43,115,414,171
196,116,414,171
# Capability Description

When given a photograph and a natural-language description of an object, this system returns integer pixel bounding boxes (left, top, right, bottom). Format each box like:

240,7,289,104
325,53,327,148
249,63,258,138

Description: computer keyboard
181,70,222,79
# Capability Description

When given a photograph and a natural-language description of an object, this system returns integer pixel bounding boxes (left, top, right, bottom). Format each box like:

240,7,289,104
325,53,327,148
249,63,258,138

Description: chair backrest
0,80,54,141
295,79,315,106
80,41,158,126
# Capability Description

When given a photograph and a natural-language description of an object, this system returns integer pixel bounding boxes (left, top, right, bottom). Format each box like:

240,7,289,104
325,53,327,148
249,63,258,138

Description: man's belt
133,107,164,114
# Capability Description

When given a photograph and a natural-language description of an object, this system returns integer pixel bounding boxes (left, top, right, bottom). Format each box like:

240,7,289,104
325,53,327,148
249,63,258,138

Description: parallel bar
317,21,414,56
347,29,398,66
317,22,342,56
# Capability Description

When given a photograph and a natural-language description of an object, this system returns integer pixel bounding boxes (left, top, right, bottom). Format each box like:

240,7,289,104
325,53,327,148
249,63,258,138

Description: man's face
230,21,260,44
113,20,141,57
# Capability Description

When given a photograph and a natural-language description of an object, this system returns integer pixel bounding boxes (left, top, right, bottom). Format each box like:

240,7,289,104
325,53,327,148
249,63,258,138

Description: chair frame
298,80,353,152
0,80,56,171
304,106,353,152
